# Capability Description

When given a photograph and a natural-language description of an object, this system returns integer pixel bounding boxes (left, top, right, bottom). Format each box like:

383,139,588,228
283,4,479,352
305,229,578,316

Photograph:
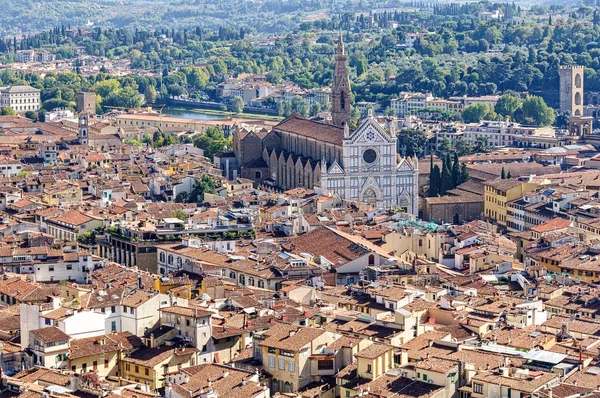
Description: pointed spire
337,31,344,55
331,30,351,127
344,121,350,138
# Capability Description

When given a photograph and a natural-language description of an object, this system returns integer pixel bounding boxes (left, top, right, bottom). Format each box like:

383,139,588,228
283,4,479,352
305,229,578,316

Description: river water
161,107,228,120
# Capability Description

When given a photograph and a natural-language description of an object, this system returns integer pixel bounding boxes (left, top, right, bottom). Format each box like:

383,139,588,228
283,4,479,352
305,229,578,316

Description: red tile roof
274,114,346,145
531,217,572,233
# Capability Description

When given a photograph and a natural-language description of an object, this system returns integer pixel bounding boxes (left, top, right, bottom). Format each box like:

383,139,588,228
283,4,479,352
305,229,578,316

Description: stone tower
76,92,96,114
559,65,584,116
331,33,351,127
78,113,89,145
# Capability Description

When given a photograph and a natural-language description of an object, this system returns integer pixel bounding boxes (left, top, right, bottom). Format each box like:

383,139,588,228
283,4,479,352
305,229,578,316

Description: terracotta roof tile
160,305,212,318
69,332,143,359
274,114,346,146
49,209,95,226
259,323,326,351
354,343,392,359
30,326,70,343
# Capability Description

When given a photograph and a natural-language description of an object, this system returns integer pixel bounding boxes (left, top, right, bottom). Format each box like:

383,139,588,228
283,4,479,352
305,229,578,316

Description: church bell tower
78,113,89,145
331,33,351,128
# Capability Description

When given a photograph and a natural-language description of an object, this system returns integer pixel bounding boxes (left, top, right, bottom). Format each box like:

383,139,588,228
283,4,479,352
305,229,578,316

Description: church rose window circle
362,148,378,164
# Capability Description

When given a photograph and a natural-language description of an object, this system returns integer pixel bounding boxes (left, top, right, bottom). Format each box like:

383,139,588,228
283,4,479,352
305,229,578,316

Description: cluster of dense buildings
16,49,56,63
3,173,600,398
2,94,600,397
3,35,600,398
388,92,500,117
216,74,333,109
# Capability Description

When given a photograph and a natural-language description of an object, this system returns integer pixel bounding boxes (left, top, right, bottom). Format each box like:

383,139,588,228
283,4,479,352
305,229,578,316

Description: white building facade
463,120,539,148
0,85,41,112
320,114,419,213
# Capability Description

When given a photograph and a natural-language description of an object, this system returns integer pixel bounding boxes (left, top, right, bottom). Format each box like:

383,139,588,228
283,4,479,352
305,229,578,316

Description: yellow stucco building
484,179,539,228
121,346,197,390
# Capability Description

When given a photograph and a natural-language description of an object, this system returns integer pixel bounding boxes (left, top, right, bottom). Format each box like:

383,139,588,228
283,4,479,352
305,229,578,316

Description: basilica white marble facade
320,113,419,213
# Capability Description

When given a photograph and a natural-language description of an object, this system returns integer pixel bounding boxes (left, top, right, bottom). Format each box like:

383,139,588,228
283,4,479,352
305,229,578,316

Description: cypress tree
507,171,512,179
460,163,470,184
501,167,506,179
430,165,441,197
441,156,452,195
452,152,461,188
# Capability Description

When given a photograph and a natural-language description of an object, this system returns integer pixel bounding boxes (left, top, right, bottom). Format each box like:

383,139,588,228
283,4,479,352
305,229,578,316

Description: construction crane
157,103,166,129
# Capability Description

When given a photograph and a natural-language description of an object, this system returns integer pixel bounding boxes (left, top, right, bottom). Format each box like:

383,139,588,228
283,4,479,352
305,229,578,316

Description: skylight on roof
585,367,600,375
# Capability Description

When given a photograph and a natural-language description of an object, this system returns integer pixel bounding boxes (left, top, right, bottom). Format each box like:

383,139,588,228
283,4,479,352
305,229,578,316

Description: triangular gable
361,175,379,190
397,158,414,171
349,116,393,144
327,161,344,175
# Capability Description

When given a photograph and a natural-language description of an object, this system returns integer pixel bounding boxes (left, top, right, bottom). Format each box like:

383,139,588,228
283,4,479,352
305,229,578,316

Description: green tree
175,191,189,203
462,103,490,123
231,96,244,114
309,103,321,117
188,175,217,203
151,130,177,148
555,112,570,130
507,171,512,178
459,163,470,184
428,155,440,197
475,136,489,152
494,94,522,118
501,167,506,179
397,128,427,157
144,85,157,105
356,56,368,77
194,126,231,159
25,110,38,121
125,139,142,146
93,79,120,98
455,139,474,156
167,84,185,97
291,96,310,117
440,154,453,195
438,137,452,156
277,101,286,117
42,98,71,111
110,88,142,108
452,152,461,187
183,66,209,89
0,107,16,116
171,209,187,221
520,96,555,126
429,165,441,197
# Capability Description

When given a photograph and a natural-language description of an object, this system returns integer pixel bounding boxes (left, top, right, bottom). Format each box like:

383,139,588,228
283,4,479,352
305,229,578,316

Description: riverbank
165,98,282,120
162,106,283,122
